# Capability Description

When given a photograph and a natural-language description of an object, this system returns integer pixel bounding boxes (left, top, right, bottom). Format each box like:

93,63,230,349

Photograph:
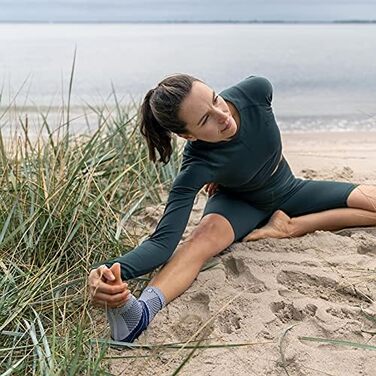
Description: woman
88,74,376,343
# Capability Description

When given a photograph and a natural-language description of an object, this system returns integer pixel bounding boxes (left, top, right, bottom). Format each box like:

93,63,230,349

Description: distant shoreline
1,20,376,24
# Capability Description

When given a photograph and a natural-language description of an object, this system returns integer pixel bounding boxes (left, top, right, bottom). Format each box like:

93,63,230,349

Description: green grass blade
299,336,376,351
0,201,16,244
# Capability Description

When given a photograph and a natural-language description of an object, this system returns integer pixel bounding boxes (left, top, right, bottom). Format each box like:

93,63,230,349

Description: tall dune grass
0,91,184,374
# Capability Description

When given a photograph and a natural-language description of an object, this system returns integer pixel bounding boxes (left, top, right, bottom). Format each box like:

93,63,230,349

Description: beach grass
0,88,189,374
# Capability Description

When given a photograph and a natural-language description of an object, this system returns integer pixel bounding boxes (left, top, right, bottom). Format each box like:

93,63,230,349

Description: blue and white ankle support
139,285,166,321
106,286,166,343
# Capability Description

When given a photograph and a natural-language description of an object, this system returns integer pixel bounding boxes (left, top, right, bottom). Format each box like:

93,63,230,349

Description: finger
96,265,115,282
107,298,131,308
91,289,130,305
90,281,129,295
91,290,130,306
110,262,122,284
91,281,128,295
92,295,130,309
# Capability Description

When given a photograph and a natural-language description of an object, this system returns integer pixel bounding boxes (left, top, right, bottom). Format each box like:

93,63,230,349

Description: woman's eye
201,95,219,126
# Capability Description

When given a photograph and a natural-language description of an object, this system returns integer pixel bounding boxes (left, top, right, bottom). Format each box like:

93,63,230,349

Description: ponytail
140,89,172,164
139,73,202,165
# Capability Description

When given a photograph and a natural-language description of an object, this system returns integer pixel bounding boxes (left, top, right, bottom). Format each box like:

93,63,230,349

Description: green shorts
202,157,359,241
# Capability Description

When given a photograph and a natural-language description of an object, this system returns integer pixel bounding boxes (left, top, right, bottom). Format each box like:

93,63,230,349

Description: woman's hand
204,182,219,197
88,263,130,308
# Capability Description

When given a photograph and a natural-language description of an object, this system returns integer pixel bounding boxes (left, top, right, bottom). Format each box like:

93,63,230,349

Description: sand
106,131,376,376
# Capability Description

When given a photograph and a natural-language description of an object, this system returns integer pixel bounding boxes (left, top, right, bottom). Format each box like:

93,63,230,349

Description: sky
0,0,376,22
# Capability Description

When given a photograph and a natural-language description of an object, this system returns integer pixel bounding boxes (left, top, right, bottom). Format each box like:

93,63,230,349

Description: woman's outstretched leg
91,213,235,342
147,213,235,303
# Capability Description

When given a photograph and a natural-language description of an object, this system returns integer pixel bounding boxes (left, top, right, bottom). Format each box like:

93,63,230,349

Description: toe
242,229,262,242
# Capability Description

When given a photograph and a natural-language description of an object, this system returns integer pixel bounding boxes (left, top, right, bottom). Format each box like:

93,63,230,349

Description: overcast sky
1,0,376,22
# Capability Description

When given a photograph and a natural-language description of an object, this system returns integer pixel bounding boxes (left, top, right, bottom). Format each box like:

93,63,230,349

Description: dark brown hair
139,73,203,165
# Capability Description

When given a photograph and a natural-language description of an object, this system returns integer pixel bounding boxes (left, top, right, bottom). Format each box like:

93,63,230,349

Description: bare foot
242,210,293,241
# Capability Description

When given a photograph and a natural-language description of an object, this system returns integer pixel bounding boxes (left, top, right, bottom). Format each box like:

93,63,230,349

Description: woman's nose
215,109,227,123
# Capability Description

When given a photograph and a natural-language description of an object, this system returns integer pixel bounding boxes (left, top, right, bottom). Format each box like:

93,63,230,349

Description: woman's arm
93,164,213,281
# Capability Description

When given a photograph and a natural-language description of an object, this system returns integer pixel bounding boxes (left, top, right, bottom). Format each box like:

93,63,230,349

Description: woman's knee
169,214,234,266
188,213,235,247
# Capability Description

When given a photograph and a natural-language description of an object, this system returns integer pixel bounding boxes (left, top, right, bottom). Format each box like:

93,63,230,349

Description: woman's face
177,81,238,143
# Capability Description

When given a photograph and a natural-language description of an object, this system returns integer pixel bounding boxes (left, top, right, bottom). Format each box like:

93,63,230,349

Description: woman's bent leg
286,184,376,236
243,183,376,241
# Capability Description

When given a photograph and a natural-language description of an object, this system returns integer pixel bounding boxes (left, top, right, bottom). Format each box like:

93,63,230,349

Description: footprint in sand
172,292,214,340
270,301,317,323
223,255,266,292
217,307,242,334
277,270,373,306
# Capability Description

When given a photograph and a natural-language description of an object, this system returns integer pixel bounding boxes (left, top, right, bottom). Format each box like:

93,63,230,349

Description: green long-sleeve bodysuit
101,76,358,281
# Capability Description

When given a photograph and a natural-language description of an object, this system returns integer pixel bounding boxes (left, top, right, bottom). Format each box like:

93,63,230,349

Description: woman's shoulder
181,146,211,172
171,146,214,186
220,75,273,108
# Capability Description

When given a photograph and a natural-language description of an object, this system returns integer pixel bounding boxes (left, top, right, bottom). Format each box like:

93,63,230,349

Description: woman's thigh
279,179,359,217
201,190,272,242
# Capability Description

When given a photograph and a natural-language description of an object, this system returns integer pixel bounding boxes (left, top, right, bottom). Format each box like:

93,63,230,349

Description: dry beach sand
105,131,376,376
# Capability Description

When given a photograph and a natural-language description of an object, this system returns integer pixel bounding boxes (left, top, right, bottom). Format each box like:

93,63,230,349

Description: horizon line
1,20,376,24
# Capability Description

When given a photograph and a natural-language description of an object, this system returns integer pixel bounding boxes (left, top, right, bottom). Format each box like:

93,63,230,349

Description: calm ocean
1,23,375,132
